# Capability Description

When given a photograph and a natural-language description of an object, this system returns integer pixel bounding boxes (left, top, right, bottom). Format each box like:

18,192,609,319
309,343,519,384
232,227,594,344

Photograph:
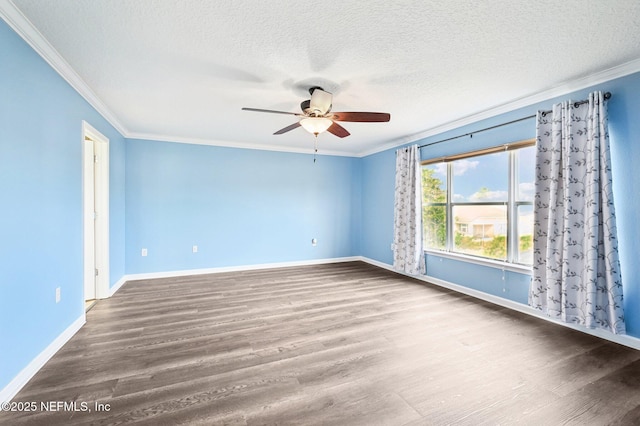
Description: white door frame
82,121,110,300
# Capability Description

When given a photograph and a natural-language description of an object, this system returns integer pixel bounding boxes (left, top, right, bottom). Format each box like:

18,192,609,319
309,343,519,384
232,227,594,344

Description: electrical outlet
141,248,148,257
192,245,198,253
390,243,394,251
55,287,61,303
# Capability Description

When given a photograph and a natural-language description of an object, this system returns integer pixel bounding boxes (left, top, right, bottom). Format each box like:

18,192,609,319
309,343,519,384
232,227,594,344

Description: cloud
469,189,508,201
453,159,479,176
519,182,535,201
453,193,466,201
432,163,447,176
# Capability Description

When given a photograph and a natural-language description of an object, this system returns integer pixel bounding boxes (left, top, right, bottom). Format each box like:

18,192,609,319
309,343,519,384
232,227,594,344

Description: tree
474,187,490,200
422,168,446,248
422,167,446,203
484,235,507,260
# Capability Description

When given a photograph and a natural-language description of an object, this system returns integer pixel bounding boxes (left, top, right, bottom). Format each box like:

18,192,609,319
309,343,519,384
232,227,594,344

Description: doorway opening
83,121,109,310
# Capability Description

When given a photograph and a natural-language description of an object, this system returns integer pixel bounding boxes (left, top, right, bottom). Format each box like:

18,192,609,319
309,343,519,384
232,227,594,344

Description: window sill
424,249,532,275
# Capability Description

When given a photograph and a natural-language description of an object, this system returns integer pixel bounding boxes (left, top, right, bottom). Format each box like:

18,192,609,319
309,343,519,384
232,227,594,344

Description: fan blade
310,88,332,115
331,112,390,122
273,122,301,135
242,107,301,116
327,122,350,138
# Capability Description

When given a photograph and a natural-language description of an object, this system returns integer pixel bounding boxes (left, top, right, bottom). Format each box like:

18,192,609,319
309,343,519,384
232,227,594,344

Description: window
422,140,535,265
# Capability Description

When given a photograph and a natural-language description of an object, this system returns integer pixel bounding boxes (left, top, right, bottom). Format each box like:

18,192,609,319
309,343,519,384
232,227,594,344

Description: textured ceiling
6,0,640,156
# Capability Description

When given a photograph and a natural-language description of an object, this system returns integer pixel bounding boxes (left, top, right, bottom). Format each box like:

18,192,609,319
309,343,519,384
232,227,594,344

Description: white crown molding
4,0,640,159
0,0,128,136
126,133,356,157
0,0,351,157
356,57,640,157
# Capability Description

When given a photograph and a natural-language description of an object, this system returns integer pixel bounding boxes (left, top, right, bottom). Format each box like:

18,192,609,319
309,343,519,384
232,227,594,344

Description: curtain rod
418,92,611,149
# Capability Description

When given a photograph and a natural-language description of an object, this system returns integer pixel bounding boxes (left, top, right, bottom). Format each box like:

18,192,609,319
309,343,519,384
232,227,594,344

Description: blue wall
0,19,126,391
125,139,360,274
4,7,640,400
360,71,640,338
360,149,396,264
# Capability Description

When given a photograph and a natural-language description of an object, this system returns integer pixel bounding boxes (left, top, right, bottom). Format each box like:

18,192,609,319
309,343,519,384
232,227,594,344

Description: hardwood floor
3,261,640,425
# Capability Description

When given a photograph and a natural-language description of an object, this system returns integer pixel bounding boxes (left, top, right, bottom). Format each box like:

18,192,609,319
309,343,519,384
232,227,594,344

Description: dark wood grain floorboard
2,261,639,425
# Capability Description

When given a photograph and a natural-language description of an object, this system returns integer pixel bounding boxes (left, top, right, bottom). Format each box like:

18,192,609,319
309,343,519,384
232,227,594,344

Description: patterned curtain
529,91,625,334
393,145,426,275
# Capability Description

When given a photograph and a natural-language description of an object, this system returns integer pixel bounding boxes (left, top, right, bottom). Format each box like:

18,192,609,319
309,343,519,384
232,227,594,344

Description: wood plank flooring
3,261,640,425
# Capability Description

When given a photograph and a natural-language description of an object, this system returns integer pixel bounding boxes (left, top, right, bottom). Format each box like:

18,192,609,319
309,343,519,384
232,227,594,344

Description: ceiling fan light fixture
299,117,333,135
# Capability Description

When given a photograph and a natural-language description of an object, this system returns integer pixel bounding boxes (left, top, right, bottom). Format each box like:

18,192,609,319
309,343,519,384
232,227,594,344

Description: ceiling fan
242,87,390,138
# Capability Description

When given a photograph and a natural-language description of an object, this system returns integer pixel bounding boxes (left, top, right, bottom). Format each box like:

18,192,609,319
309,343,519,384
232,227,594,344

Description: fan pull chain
314,134,318,163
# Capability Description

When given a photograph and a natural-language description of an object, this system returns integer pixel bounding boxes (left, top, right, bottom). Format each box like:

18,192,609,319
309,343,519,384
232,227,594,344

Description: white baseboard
117,256,361,288
0,313,86,403
108,275,128,297
357,256,640,351
2,258,358,402
7,255,634,404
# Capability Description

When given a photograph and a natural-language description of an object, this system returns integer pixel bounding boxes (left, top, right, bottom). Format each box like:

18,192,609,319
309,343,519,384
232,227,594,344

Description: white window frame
422,139,535,270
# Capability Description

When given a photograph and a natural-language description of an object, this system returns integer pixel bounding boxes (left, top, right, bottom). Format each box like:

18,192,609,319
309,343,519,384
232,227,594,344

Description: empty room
2,1,640,424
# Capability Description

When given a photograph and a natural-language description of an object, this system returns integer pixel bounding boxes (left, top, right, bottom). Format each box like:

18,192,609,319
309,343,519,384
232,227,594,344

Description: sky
428,146,535,202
